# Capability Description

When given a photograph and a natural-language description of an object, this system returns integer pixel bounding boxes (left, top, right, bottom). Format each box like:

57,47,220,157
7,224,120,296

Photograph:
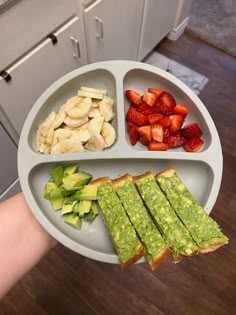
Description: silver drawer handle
95,16,104,39
70,36,81,58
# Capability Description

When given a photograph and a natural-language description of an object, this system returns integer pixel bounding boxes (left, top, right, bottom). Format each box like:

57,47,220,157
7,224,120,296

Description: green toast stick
134,172,198,260
156,168,229,252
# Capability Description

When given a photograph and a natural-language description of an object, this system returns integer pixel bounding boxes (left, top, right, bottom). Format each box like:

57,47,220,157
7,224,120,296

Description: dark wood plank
1,33,236,315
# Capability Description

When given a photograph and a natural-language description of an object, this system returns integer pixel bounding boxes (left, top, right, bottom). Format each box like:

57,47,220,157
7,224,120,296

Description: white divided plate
18,61,223,265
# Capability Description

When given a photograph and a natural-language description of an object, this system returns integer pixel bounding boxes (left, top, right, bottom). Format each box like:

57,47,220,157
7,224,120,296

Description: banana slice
84,133,106,151
88,107,101,119
91,100,100,108
45,127,54,145
51,106,66,129
40,111,56,129
64,115,89,128
51,138,84,154
65,97,92,119
88,116,104,135
78,90,104,100
99,96,114,122
80,86,107,95
101,122,116,148
51,128,72,147
75,123,91,143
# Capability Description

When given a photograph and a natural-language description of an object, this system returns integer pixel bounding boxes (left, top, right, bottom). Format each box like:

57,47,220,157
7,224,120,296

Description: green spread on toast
114,178,167,262
97,181,142,264
135,175,198,258
156,173,229,248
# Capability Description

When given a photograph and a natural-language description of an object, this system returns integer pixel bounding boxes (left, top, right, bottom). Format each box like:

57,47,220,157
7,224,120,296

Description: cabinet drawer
0,16,86,135
0,123,18,195
0,0,78,70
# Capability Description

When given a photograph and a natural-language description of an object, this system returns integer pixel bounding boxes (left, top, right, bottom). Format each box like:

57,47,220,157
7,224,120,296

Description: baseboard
168,17,189,41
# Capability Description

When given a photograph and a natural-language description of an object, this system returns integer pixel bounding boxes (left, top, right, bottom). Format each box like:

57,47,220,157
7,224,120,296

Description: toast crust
91,176,111,186
112,174,132,187
149,247,172,271
133,171,153,182
199,240,229,253
121,244,144,269
155,167,176,179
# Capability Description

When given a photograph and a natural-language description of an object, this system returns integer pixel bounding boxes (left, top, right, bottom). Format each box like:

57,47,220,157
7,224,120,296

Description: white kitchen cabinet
0,0,78,71
83,0,144,63
137,0,179,61
0,123,18,197
0,16,86,135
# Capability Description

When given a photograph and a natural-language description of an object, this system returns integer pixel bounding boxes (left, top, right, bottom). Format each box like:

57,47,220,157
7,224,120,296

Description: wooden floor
1,33,236,315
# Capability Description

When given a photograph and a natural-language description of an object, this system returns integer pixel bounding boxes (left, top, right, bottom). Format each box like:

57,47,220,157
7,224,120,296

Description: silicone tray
18,61,223,264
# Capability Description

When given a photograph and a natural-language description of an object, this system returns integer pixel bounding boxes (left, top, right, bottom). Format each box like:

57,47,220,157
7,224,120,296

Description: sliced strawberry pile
125,88,204,152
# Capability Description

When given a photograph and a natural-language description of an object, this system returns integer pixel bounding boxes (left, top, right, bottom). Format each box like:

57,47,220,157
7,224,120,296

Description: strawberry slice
183,137,204,152
137,125,152,142
169,114,184,133
181,123,203,139
148,141,168,151
164,131,186,148
127,122,138,146
155,99,173,116
158,116,171,127
136,100,157,116
147,113,164,124
148,88,164,98
173,104,189,117
151,124,163,142
160,92,176,114
163,128,171,142
143,92,157,106
126,106,148,126
139,136,150,147
125,90,141,106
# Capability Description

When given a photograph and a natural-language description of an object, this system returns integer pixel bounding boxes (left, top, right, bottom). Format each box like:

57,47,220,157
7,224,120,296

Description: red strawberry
173,104,189,117
169,115,184,133
143,92,157,106
126,106,148,126
164,131,186,148
160,92,176,114
155,99,173,116
125,90,141,106
158,116,171,127
151,124,164,142
163,128,171,142
137,125,152,142
136,100,157,116
139,136,150,146
148,88,165,98
148,141,168,151
127,122,138,146
183,137,204,152
181,123,203,139
147,113,164,124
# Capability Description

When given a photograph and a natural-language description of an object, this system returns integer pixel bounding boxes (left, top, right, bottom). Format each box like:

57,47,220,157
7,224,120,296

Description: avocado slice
62,172,92,191
73,200,92,216
84,201,99,222
64,213,82,229
49,187,64,210
50,165,64,187
61,197,77,215
63,164,78,178
73,185,97,200
44,181,57,200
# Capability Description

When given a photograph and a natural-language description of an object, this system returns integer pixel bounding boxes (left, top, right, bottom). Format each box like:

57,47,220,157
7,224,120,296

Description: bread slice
91,177,144,269
113,174,171,271
155,168,229,254
133,171,199,261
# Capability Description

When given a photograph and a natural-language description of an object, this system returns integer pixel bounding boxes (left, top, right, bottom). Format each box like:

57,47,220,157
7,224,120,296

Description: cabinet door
138,0,178,61
0,123,18,196
0,16,86,135
84,0,144,63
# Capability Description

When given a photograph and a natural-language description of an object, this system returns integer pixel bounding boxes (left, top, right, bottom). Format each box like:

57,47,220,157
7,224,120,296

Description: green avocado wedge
156,168,229,252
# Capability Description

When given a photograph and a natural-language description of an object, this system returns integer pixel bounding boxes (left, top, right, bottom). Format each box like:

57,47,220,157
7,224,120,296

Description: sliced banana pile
36,87,116,154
